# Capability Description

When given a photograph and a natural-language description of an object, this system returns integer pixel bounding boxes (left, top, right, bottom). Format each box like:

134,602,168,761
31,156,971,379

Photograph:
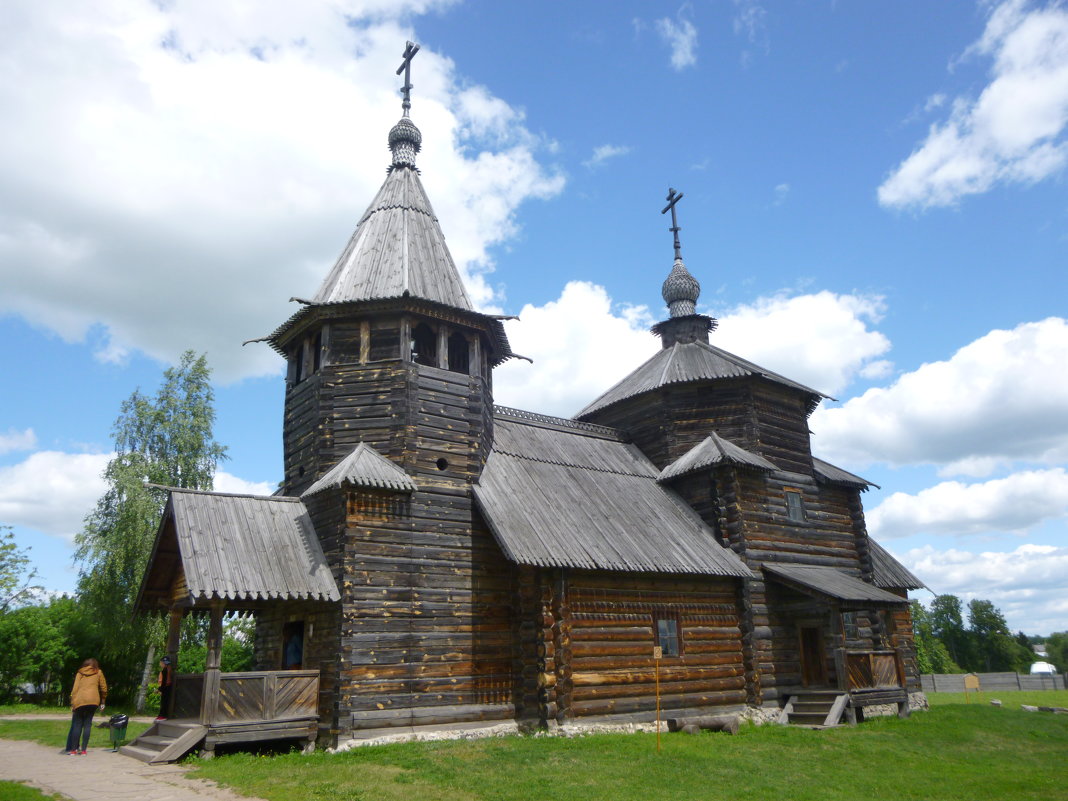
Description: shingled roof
137,489,340,611
576,339,829,419
869,538,926,590
813,456,878,490
764,563,908,606
659,432,777,483
473,409,753,577
312,165,473,311
303,443,417,496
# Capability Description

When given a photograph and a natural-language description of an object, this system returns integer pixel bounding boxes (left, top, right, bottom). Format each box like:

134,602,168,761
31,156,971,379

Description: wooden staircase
779,689,850,728
120,719,207,764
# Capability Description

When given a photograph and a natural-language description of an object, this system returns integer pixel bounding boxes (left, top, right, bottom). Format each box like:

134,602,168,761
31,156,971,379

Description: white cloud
879,0,1068,208
732,0,768,45
495,282,657,418
904,543,1068,633
213,471,275,497
811,317,1068,470
583,145,632,169
0,428,36,454
493,285,890,419
868,468,1068,539
0,0,563,382
0,451,111,541
772,183,790,205
713,291,891,397
655,15,698,71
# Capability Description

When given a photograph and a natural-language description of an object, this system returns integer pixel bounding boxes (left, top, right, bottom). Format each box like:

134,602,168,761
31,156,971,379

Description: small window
292,344,305,385
447,332,469,374
785,489,804,522
654,613,681,657
282,620,304,670
842,612,859,641
312,329,323,373
411,322,436,366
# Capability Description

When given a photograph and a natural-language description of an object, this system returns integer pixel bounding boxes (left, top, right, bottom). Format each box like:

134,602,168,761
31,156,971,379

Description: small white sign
653,646,663,660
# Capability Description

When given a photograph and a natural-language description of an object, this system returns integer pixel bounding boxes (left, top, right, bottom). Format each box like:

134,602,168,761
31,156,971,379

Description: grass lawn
187,703,1066,801
0,781,69,801
0,718,151,752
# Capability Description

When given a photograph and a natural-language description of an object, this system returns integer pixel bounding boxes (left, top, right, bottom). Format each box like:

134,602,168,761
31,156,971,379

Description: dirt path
0,736,266,801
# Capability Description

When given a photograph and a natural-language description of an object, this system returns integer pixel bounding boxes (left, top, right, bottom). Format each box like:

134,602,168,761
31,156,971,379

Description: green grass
0,781,69,801
0,704,69,716
927,689,1068,708
188,706,1068,801
0,718,151,751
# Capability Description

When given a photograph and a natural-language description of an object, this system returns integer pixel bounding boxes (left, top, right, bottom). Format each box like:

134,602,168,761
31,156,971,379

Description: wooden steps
778,689,849,728
120,719,206,764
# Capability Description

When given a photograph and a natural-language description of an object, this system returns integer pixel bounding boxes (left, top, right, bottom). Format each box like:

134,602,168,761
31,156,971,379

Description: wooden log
666,714,740,735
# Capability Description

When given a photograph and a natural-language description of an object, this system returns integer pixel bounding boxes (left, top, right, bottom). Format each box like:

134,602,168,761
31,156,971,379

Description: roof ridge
488,446,651,478
153,485,294,502
494,405,622,439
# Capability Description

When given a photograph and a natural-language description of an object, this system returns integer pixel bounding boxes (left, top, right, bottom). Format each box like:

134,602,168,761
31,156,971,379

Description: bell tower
259,42,518,740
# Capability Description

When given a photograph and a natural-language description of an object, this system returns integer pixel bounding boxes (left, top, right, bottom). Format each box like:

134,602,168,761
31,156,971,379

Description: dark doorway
799,626,826,686
282,621,304,670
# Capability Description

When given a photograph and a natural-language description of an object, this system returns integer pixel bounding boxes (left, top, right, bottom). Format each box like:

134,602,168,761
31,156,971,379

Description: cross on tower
396,41,421,117
661,188,685,261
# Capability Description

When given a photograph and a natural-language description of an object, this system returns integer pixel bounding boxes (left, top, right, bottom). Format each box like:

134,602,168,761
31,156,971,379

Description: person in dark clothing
66,658,107,755
156,655,174,721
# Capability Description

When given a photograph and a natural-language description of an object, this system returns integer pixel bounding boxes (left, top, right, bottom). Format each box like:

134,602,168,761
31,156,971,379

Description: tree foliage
910,600,961,674
0,527,41,613
1046,632,1068,672
74,351,227,702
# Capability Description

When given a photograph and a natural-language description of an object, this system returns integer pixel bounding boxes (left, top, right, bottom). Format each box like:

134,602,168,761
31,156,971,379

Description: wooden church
131,44,924,758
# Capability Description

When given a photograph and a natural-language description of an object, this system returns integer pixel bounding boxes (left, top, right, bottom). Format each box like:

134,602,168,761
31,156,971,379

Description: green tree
910,600,961,674
1046,632,1068,672
74,351,227,706
0,527,41,612
967,599,1034,672
0,602,71,703
929,594,969,668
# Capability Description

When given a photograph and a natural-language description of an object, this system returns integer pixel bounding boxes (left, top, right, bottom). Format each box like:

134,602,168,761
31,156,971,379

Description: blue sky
1,0,1066,635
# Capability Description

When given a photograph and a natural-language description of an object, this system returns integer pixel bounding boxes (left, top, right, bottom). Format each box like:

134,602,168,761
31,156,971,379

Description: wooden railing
172,670,319,725
836,649,905,692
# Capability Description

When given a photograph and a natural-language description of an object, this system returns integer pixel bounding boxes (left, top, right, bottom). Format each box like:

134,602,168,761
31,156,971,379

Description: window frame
653,611,683,658
784,488,805,523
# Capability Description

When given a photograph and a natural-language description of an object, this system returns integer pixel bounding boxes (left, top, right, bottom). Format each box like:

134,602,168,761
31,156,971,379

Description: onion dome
388,116,422,170
661,257,701,317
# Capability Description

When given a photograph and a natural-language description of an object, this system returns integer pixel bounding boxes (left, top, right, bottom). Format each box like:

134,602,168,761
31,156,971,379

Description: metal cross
396,41,421,117
661,188,685,260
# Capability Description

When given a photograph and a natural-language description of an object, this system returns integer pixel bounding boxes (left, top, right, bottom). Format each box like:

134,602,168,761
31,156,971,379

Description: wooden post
200,602,224,726
165,608,183,718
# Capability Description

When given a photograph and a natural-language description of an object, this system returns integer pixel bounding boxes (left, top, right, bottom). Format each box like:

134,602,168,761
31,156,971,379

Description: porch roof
763,563,908,606
136,489,341,612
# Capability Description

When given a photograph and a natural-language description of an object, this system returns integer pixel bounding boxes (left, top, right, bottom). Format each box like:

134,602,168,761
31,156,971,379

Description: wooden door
799,627,827,687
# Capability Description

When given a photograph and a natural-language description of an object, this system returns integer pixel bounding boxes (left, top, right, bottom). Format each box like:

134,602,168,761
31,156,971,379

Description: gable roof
312,166,473,311
869,538,926,590
659,432,777,483
472,409,753,578
303,443,417,497
137,489,340,611
763,562,908,606
576,339,829,419
813,456,878,490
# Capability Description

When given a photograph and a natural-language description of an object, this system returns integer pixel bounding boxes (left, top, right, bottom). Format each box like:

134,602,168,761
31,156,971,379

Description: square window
842,612,859,641
785,489,805,522
654,614,681,657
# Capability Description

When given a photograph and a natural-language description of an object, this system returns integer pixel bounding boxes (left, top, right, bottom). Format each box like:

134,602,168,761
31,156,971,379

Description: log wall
563,571,747,720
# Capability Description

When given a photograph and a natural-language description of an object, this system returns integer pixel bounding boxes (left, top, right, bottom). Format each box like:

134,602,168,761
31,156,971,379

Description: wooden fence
921,672,1065,693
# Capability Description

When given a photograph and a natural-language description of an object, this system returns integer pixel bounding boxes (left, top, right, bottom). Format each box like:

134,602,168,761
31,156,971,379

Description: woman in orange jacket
65,658,107,755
